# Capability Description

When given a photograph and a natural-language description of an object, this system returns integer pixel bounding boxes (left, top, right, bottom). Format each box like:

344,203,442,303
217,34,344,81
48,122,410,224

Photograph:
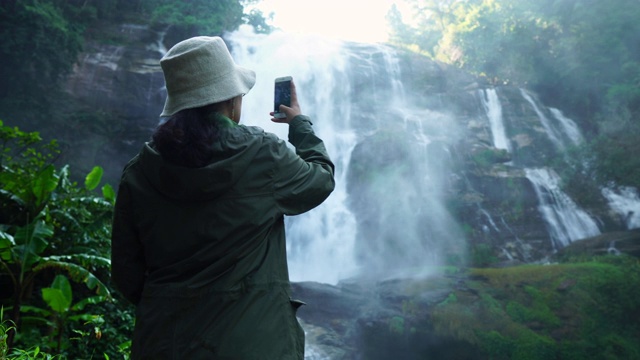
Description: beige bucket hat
159,36,256,117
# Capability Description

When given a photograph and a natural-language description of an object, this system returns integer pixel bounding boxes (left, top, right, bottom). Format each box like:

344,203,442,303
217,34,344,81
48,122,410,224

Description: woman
111,36,335,359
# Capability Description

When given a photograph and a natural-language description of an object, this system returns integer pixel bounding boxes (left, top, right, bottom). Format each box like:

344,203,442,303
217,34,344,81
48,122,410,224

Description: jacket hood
139,121,263,201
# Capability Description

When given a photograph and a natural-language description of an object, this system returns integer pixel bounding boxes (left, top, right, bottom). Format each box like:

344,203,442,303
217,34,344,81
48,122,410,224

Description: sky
249,0,412,43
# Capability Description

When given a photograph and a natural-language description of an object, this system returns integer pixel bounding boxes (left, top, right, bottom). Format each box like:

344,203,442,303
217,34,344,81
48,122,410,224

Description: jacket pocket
289,298,306,313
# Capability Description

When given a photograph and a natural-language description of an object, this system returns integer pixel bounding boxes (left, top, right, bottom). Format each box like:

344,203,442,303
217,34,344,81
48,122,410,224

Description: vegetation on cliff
359,255,640,360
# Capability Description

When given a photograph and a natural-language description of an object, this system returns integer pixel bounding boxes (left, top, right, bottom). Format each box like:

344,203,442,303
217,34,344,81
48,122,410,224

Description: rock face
555,228,640,258
64,24,167,182
292,278,478,360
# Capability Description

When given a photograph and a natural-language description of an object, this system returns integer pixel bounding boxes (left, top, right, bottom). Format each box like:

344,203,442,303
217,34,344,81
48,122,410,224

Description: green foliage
0,120,115,355
471,243,498,267
8,346,60,360
470,148,509,169
1,307,16,358
430,256,640,359
142,0,244,38
2,307,61,359
243,7,274,34
0,1,86,118
388,316,405,335
19,274,108,354
438,292,457,306
478,328,557,360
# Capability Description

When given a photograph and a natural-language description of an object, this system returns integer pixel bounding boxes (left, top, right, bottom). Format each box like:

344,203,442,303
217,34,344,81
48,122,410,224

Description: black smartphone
274,76,292,119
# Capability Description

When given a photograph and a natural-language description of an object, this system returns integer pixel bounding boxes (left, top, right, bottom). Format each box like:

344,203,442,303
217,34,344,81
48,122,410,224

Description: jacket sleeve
273,115,336,215
111,179,146,305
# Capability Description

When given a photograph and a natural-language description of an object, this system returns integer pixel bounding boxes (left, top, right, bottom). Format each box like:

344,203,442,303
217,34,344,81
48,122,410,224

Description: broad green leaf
0,231,15,261
102,183,116,203
19,305,52,317
17,315,54,328
42,288,70,314
118,341,132,352
0,188,26,208
35,259,111,297
85,166,104,191
45,254,111,270
69,313,98,322
72,295,107,312
58,165,72,191
14,220,53,269
32,165,60,206
51,274,73,305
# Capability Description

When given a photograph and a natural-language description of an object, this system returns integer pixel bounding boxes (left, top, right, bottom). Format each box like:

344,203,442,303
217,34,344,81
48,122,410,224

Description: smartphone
274,76,292,119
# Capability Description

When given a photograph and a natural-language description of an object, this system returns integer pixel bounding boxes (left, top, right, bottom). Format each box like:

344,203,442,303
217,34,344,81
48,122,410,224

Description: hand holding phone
273,76,292,119
271,76,301,123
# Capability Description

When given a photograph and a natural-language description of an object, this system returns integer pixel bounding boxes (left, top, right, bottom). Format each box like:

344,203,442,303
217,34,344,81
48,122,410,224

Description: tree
0,1,85,121
142,0,245,38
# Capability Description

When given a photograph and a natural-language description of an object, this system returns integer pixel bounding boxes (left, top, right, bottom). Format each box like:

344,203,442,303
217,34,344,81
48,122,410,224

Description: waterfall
227,28,358,284
226,27,464,283
525,168,600,249
549,108,584,146
481,88,511,152
602,186,640,229
520,89,566,151
478,87,601,249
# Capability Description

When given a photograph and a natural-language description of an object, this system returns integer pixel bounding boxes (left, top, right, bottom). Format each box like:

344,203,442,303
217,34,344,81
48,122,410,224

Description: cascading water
525,168,600,248
549,108,584,146
227,29,358,284
481,88,511,152
479,87,601,249
226,27,465,284
602,186,640,229
520,89,570,152
519,91,601,245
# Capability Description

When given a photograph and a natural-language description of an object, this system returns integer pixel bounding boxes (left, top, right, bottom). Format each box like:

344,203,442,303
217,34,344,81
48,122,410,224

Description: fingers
290,80,298,105
270,110,288,123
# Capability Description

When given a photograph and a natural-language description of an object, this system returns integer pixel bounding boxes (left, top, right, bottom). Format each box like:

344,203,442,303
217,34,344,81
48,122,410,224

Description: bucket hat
159,36,256,117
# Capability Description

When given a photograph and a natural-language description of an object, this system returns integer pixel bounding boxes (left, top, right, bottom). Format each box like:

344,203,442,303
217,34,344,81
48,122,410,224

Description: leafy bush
0,120,133,358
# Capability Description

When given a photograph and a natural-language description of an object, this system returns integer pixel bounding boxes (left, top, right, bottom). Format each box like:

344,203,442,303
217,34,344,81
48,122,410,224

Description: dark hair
152,104,223,168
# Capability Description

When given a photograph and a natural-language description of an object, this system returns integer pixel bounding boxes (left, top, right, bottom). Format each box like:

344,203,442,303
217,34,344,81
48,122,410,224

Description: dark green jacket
111,115,335,359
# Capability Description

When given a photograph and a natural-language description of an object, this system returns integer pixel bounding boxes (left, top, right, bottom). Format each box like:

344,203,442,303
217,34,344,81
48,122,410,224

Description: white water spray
549,108,584,146
525,168,600,248
602,186,640,229
520,89,566,151
226,27,464,283
227,28,358,284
